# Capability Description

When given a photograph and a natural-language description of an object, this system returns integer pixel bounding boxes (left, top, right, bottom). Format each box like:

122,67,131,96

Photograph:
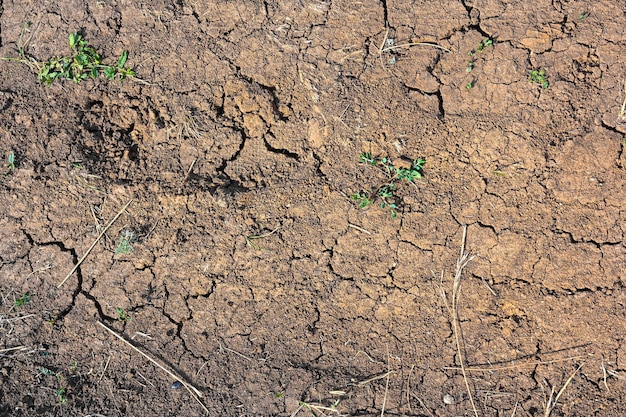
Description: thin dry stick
97,321,208,414
445,354,588,372
219,342,253,361
619,79,626,120
356,371,394,387
543,363,584,417
601,357,609,391
58,199,133,288
410,393,435,417
1,314,35,322
406,364,413,413
380,349,391,417
0,345,27,354
99,355,111,382
184,157,197,180
348,223,371,234
289,402,305,417
377,28,391,70
381,41,451,53
442,225,478,417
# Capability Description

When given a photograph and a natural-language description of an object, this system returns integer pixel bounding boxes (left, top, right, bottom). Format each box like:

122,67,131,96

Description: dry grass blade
619,79,626,120
355,370,394,387
0,345,27,354
58,199,133,288
380,41,451,53
444,354,587,372
291,401,346,417
97,321,209,414
380,349,391,417
543,363,584,417
440,225,478,417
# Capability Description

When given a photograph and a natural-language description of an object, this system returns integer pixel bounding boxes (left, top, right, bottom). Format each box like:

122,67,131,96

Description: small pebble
443,394,456,405
171,381,183,390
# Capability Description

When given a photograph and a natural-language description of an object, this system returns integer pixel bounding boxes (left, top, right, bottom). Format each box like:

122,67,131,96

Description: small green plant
115,230,135,254
6,153,15,173
38,367,68,404
469,38,493,56
476,38,493,53
530,68,549,88
466,60,474,73
578,12,589,20
352,153,425,218
56,388,68,404
14,292,32,307
350,191,372,209
2,28,136,86
38,366,56,377
115,307,131,322
466,80,475,90
37,33,135,85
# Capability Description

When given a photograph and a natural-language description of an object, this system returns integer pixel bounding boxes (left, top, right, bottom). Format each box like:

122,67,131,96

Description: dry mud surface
1,1,626,416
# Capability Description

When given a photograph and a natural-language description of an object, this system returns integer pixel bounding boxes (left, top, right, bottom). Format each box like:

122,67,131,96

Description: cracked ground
2,0,626,416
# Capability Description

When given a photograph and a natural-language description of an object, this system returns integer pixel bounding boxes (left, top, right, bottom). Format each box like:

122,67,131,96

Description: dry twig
440,225,478,417
97,321,208,414
58,199,133,288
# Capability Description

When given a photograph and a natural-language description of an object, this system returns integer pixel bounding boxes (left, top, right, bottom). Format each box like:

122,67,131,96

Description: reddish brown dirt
1,1,626,416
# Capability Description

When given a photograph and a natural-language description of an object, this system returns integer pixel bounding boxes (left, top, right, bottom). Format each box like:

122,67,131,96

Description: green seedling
352,152,425,218
530,68,549,88
115,307,131,322
7,153,15,172
38,367,68,404
350,191,373,209
466,80,475,90
115,230,135,254
2,28,136,86
469,38,493,56
359,152,377,165
56,388,67,404
47,314,59,326
466,60,474,73
578,12,589,20
38,366,56,377
14,292,32,307
476,38,493,52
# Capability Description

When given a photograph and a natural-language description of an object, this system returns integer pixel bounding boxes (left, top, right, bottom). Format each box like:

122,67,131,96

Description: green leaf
69,32,80,48
118,51,128,68
104,66,116,80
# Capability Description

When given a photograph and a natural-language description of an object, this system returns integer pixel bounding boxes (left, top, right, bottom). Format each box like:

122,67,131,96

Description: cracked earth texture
1,0,626,416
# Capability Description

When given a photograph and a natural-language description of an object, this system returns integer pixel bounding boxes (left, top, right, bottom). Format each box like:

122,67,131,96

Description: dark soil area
2,1,626,416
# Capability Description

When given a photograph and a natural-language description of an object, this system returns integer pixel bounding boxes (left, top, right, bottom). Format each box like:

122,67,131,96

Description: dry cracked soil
1,1,626,416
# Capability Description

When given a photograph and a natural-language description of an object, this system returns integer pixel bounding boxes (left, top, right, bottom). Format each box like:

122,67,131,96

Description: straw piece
58,199,133,288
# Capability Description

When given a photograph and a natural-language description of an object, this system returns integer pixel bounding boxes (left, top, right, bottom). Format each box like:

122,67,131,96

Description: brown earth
1,1,626,416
